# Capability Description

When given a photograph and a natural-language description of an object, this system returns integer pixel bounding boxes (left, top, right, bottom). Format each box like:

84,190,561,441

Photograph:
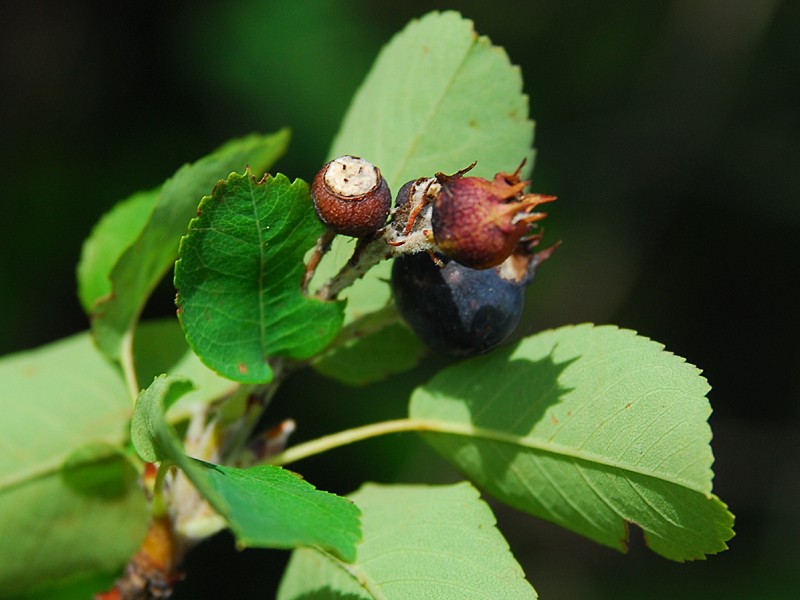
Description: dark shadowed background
1,1,798,598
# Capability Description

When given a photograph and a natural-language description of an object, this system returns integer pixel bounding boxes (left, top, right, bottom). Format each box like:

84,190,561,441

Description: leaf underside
410,324,735,561
278,482,537,600
329,10,534,189
0,332,147,597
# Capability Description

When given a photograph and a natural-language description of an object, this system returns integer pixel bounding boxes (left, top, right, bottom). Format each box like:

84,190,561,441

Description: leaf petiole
265,417,516,466
151,461,172,519
120,329,140,403
315,234,395,301
265,417,546,467
267,418,423,465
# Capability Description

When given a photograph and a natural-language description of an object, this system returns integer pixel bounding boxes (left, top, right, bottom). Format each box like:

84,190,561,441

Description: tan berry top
324,156,379,198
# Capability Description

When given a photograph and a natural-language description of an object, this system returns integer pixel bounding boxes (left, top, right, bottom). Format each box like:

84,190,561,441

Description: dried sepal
432,161,556,269
385,176,440,254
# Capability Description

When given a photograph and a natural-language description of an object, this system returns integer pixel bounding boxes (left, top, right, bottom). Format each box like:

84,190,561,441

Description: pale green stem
315,235,395,301
271,417,698,488
268,418,478,466
120,329,140,403
151,462,171,519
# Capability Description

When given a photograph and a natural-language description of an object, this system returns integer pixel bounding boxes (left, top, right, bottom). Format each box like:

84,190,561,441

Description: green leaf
313,321,427,386
174,172,344,383
133,318,240,420
312,10,534,374
12,571,119,600
0,332,147,597
409,324,735,561
131,375,194,463
187,462,361,561
310,237,395,340
133,375,361,561
329,10,534,188
77,187,158,314
61,442,137,499
278,482,536,600
92,129,290,364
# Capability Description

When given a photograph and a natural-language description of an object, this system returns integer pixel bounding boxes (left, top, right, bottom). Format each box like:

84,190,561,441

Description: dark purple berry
391,253,525,357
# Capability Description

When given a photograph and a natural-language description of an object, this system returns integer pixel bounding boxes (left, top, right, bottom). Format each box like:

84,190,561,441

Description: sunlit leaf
278,482,536,600
131,376,193,463
329,10,534,189
174,172,344,383
409,324,735,561
188,463,361,561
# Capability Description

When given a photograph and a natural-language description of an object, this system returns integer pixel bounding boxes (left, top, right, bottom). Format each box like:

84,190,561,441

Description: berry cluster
310,156,557,356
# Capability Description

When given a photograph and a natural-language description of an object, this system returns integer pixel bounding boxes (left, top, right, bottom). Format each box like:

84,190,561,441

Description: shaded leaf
12,571,119,600
133,375,361,561
313,321,427,386
61,442,137,499
188,462,361,562
409,324,735,561
92,130,290,364
77,187,158,314
131,375,194,463
174,172,344,383
278,482,536,600
133,318,240,420
0,333,147,597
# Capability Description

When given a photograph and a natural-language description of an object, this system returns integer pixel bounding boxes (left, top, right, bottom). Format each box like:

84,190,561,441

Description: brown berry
311,155,392,237
431,162,556,269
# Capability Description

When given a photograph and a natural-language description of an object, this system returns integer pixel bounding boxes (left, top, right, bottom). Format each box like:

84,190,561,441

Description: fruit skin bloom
432,164,555,269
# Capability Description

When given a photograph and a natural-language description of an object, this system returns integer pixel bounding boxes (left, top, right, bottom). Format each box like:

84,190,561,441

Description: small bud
311,155,392,237
432,162,555,269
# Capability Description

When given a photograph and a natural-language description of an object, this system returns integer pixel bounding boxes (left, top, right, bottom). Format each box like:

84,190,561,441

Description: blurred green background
1,0,798,598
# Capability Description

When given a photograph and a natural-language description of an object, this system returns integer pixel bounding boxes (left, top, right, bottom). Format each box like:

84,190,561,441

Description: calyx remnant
311,155,392,237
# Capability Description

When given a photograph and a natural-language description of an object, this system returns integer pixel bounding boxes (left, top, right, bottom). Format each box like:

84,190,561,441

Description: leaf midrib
387,31,477,186
418,419,711,496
